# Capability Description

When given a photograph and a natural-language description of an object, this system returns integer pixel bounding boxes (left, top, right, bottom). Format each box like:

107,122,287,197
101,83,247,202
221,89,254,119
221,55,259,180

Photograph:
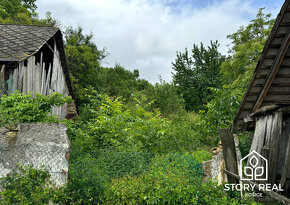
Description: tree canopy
198,8,275,139
172,40,225,111
220,8,274,87
0,0,57,25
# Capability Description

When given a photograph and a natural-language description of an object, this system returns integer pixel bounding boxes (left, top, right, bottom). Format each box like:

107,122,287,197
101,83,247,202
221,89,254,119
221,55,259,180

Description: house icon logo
240,151,268,181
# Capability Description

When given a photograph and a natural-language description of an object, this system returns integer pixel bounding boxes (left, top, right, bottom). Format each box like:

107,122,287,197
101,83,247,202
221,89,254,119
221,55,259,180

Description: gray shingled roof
0,24,59,61
0,24,76,108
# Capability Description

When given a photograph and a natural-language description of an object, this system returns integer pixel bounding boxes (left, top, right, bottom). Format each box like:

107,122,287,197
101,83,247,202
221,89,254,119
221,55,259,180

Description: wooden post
219,128,239,184
268,111,283,185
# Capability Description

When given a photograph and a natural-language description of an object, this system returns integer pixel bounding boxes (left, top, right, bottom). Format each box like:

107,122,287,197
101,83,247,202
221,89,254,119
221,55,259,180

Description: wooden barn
0,24,74,118
232,0,290,198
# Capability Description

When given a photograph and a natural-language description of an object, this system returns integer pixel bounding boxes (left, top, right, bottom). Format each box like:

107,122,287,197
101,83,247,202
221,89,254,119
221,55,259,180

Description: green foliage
238,132,252,158
67,155,109,204
64,27,151,107
95,149,154,179
221,8,274,86
64,26,107,96
197,86,243,143
198,181,253,205
0,92,71,127
0,166,66,205
196,9,274,144
135,78,184,115
0,0,57,25
65,90,207,203
104,65,150,100
172,40,226,111
68,89,204,154
192,150,212,162
167,114,205,152
67,141,154,203
104,152,245,204
74,91,171,153
105,153,204,205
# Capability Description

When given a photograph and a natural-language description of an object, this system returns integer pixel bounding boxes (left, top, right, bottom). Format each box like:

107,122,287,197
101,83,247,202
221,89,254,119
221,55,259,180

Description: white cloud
36,0,283,83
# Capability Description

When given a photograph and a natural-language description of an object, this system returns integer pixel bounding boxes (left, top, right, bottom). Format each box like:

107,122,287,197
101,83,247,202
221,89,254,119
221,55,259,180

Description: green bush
238,132,252,158
0,92,71,127
192,150,212,162
132,79,185,115
198,181,245,205
103,152,249,205
166,118,203,152
104,153,204,204
196,86,243,146
69,90,204,155
0,166,66,205
67,155,109,204
95,149,154,179
70,91,173,154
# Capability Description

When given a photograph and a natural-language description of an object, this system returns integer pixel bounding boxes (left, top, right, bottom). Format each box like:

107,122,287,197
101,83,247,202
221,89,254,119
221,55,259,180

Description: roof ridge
0,23,59,29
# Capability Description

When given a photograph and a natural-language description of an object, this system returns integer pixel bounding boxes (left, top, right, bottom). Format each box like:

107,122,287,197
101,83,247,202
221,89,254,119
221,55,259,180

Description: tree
64,26,108,105
198,8,275,140
172,40,225,111
220,8,274,87
0,0,57,26
138,78,184,115
104,65,149,99
64,27,150,105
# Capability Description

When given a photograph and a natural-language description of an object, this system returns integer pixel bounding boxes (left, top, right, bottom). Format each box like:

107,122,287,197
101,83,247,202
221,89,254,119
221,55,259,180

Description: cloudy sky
36,0,284,83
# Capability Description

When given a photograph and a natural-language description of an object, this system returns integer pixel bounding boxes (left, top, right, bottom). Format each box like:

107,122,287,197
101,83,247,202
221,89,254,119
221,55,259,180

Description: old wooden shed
232,0,290,197
0,24,74,118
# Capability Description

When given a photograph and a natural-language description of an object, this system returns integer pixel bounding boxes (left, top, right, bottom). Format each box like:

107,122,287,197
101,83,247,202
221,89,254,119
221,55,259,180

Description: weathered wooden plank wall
9,40,69,119
249,110,290,195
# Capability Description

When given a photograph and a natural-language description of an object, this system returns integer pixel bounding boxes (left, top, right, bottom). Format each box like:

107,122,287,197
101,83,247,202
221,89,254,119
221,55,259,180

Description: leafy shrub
105,153,204,204
69,90,204,155
132,79,185,115
238,132,252,158
198,181,247,205
0,166,66,205
67,155,109,204
70,91,172,154
0,92,71,127
166,118,203,152
197,86,243,145
192,150,212,162
95,149,154,179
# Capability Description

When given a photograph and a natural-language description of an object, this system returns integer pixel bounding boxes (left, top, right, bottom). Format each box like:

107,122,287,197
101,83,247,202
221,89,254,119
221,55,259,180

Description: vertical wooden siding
10,42,69,119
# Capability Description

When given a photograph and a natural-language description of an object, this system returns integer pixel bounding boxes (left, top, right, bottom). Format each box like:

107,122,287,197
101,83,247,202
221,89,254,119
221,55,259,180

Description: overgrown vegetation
0,165,66,205
0,92,71,127
0,1,277,204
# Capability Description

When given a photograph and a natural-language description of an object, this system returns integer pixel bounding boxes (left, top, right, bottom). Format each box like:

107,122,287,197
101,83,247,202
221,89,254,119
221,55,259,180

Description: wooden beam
249,115,267,154
252,29,290,113
224,170,290,205
219,129,239,184
268,111,283,185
